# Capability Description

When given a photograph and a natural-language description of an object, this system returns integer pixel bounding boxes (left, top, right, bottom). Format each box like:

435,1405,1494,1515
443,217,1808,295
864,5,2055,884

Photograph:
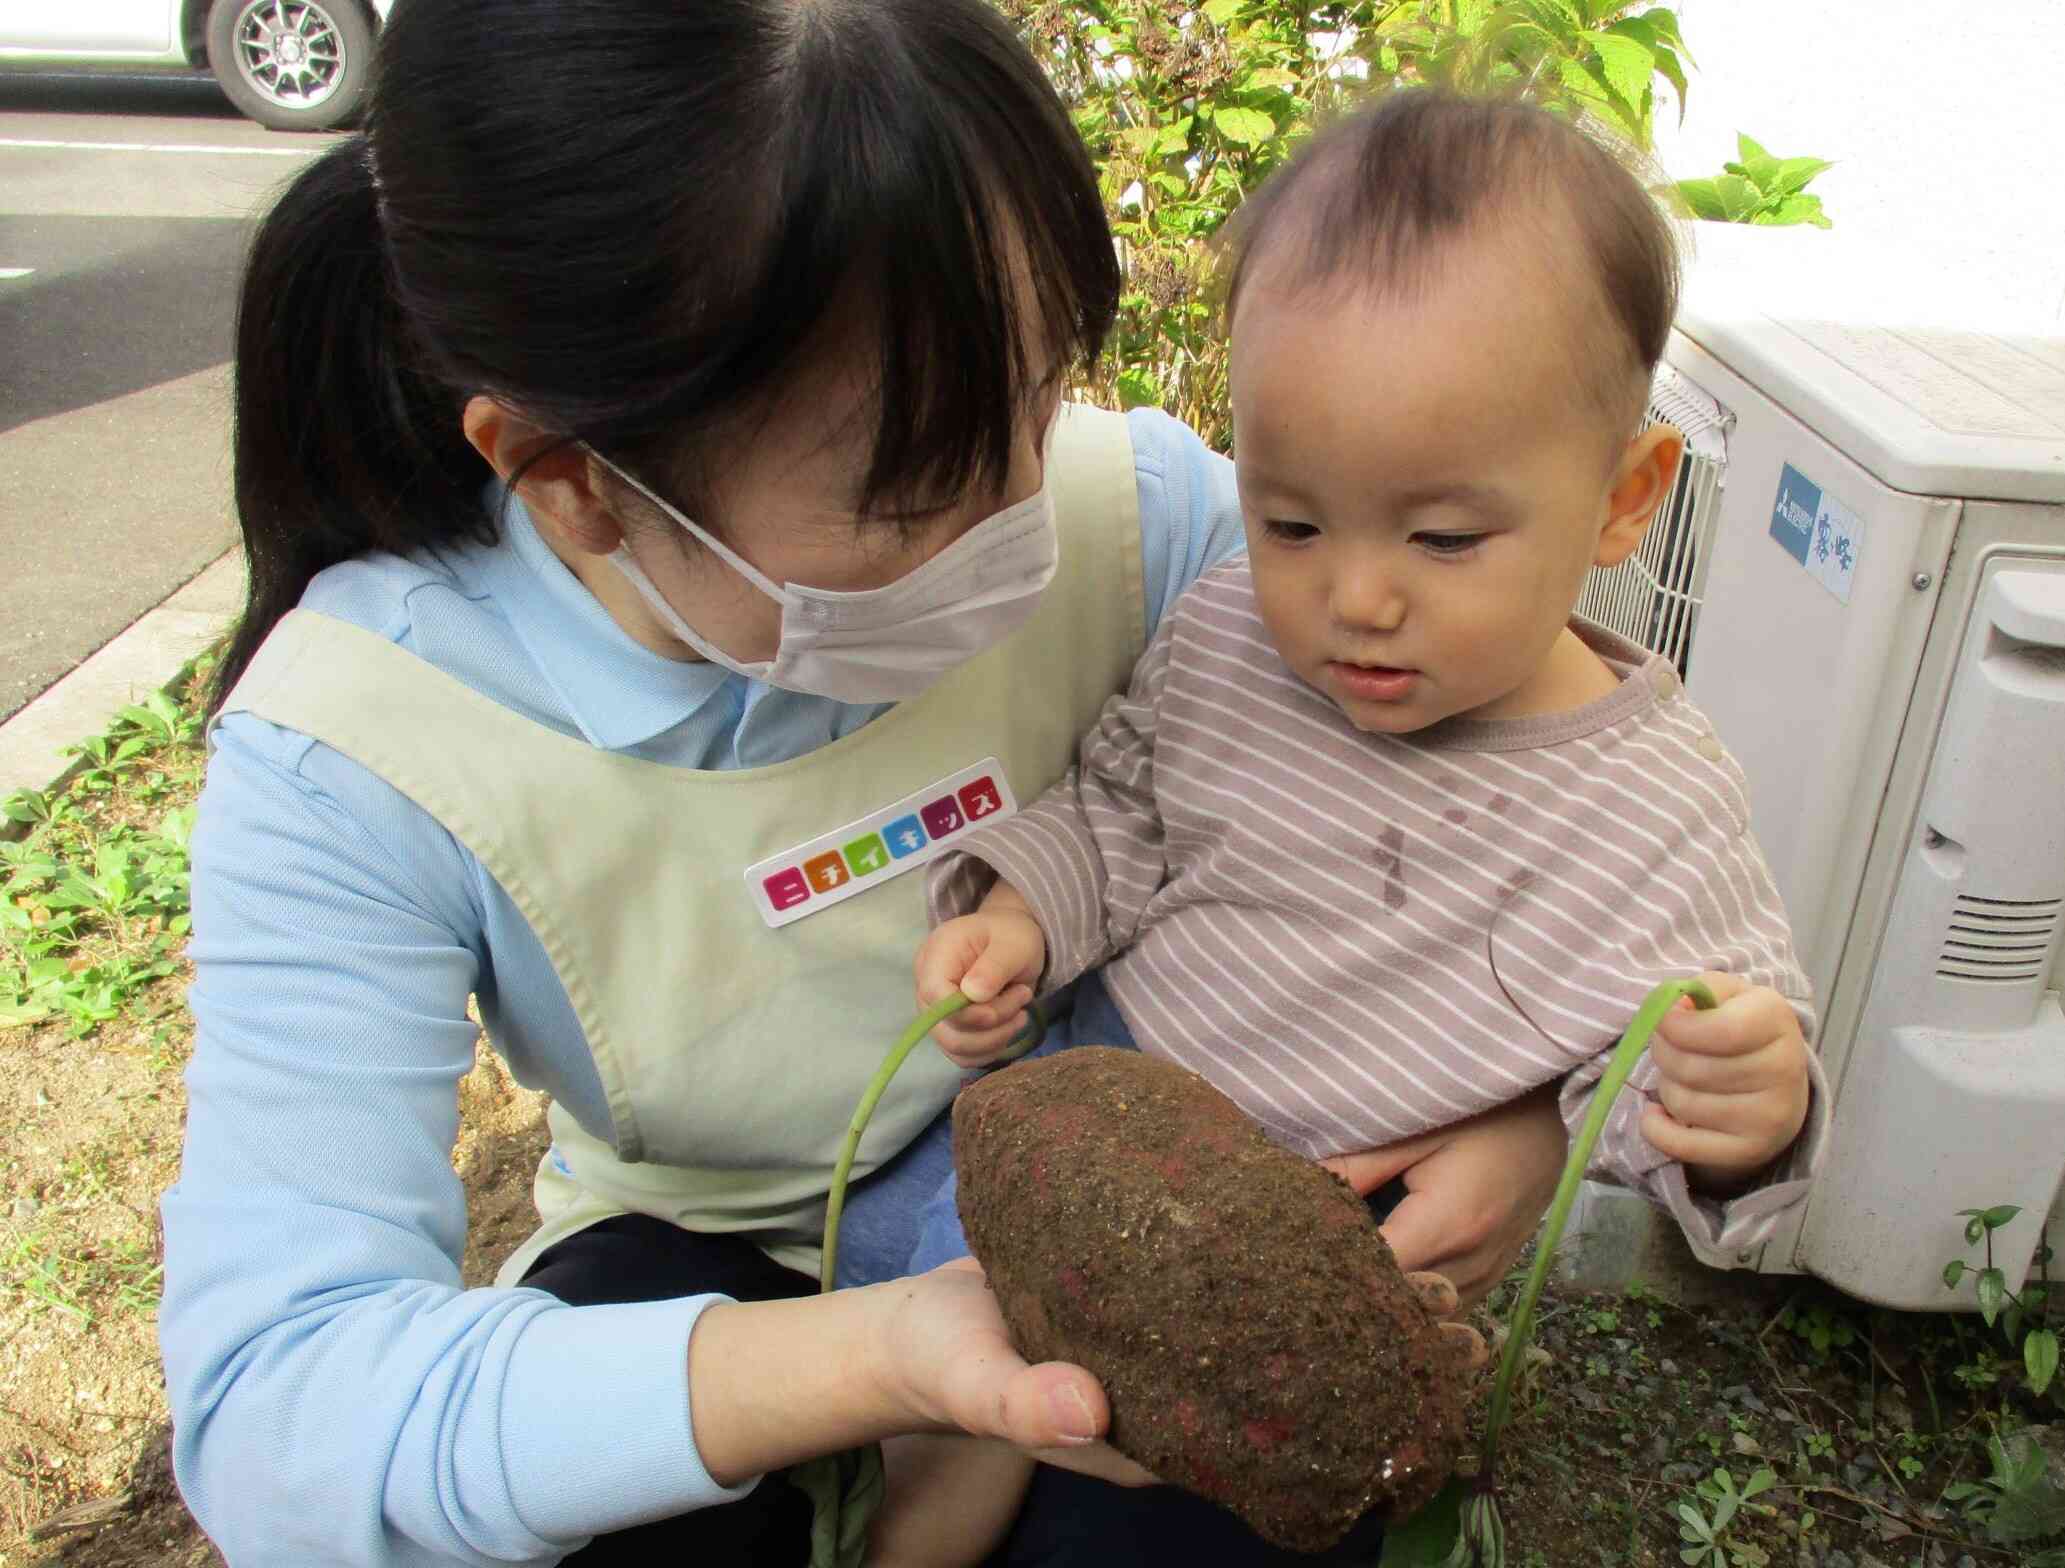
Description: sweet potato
954,1047,1467,1552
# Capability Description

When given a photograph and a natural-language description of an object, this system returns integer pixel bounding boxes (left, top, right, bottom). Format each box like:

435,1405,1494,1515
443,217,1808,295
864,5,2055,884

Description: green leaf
1983,1204,2022,1230
1114,367,1162,410
789,1444,884,1568
1978,1266,2007,1327
2028,1327,2060,1396
1610,15,1687,113
1590,33,1655,113
1202,0,1243,24
1243,66,1298,90
1377,1476,1466,1566
1677,1501,1713,1541
1671,177,1729,222
0,996,56,1030
1769,156,1834,196
1968,1215,1988,1245
1752,194,1831,229
1638,6,1691,57
1210,105,1277,146
1945,1259,1967,1289
1709,174,1764,222
1988,1436,2065,1543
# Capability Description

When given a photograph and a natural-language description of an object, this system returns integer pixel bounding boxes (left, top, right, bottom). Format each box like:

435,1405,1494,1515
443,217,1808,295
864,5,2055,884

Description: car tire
206,0,376,132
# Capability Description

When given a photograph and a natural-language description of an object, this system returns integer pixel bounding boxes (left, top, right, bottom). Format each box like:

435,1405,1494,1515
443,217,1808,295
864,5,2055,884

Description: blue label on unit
1769,462,1863,605
1769,464,1820,568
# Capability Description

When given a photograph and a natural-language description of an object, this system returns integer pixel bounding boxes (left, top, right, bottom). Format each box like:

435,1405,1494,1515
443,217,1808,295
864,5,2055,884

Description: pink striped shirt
932,559,1828,1257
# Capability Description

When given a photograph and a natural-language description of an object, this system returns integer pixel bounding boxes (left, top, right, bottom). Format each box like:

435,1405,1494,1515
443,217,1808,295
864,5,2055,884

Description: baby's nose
1330,561,1406,632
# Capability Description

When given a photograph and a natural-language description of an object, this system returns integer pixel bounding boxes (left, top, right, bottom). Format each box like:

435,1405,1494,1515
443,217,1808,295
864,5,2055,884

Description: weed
1942,1431,2065,1545
1676,1466,1776,1566
1942,1203,2059,1406
1776,1299,1857,1360
1,678,204,1038
1,1230,94,1325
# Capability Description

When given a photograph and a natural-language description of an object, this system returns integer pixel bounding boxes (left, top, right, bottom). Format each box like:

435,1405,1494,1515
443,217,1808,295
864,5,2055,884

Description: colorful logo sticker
742,758,1020,929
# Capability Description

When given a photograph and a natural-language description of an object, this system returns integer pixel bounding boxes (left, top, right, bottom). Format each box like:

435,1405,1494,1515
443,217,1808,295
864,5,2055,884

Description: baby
876,91,1826,1565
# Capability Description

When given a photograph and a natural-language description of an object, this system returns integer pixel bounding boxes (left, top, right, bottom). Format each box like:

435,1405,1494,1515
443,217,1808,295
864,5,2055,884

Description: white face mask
593,451,1059,704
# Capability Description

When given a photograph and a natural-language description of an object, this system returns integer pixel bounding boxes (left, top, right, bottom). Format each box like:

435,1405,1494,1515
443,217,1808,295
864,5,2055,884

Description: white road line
0,138,316,157
0,268,33,280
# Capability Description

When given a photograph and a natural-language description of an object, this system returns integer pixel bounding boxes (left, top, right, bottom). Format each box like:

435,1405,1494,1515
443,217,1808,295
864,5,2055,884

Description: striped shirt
932,559,1828,1256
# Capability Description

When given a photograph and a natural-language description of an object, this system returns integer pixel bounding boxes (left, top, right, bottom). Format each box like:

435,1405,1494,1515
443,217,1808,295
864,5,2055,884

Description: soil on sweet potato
954,1046,1470,1552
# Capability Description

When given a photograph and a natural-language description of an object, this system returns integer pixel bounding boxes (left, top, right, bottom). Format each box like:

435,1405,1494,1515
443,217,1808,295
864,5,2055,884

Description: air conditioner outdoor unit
1571,227,2065,1312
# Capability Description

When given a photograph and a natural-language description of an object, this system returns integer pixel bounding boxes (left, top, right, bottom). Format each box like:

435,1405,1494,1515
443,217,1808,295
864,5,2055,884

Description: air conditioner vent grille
1576,366,1728,676
1935,895,2061,982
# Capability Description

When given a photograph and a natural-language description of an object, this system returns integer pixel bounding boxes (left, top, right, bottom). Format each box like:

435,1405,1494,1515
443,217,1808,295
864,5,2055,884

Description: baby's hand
915,906,1046,1068
1640,971,1812,1194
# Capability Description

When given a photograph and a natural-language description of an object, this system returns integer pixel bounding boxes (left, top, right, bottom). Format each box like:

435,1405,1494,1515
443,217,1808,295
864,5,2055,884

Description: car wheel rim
232,0,349,111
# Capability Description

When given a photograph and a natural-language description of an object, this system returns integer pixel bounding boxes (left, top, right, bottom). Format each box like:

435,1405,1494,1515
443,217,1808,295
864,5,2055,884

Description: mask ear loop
586,446,794,606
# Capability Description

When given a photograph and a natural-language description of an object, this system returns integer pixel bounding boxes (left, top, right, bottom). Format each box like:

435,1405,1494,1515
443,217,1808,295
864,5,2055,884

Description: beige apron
220,404,1145,1282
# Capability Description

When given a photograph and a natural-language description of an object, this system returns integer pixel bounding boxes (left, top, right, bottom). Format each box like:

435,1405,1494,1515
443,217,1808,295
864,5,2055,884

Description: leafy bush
1000,1,1696,446
999,3,1829,446
1672,133,1834,228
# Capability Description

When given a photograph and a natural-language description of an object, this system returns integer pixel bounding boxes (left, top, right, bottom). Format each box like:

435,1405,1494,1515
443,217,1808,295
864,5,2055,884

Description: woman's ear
461,396,624,556
1595,423,1685,569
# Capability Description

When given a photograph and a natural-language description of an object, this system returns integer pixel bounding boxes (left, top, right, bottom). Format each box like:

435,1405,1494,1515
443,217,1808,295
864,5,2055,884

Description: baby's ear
1595,423,1684,568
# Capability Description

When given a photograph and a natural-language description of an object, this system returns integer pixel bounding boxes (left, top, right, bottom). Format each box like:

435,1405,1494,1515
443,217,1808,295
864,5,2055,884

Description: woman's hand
870,1260,1158,1485
1321,1082,1567,1313
688,1260,1155,1488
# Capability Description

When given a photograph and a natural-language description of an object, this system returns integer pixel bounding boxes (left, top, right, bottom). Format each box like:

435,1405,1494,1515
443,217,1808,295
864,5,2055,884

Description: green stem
818,994,1046,1295
1478,976,1717,1480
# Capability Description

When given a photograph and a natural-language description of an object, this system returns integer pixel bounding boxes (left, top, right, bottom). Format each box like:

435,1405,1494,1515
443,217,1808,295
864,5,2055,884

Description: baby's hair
1222,89,1680,433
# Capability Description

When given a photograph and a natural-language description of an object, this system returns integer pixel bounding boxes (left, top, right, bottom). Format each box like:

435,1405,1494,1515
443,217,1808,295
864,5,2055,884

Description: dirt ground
0,980,550,1568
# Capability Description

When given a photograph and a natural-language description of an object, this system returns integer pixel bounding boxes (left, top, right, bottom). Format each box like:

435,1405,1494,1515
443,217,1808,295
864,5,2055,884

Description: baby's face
1229,238,1651,735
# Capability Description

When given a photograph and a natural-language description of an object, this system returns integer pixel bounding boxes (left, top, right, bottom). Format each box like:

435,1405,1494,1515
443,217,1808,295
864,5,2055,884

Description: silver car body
0,0,391,70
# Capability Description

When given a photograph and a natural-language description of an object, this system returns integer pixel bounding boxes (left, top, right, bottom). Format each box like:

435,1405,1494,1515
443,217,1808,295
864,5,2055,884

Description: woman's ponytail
209,136,489,713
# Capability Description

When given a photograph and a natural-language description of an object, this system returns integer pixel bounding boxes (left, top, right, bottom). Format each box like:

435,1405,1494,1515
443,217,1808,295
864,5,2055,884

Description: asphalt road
0,71,334,722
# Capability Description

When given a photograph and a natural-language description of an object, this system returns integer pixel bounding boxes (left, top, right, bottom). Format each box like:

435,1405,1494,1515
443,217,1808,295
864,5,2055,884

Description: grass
1,655,2061,1566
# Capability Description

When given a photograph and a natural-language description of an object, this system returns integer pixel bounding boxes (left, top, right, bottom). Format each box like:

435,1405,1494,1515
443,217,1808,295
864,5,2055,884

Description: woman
159,1,1568,1563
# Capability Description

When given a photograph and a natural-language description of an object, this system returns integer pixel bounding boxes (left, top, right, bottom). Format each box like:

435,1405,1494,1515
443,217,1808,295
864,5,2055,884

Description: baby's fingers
915,931,980,1008
944,986,1032,1035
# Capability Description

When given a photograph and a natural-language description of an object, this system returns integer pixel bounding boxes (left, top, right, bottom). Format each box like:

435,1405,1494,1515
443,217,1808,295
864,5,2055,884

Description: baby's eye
1414,531,1485,557
1262,518,1319,543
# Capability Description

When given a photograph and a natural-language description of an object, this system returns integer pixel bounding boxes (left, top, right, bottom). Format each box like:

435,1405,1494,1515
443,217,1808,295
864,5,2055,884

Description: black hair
1221,89,1680,431
213,0,1119,712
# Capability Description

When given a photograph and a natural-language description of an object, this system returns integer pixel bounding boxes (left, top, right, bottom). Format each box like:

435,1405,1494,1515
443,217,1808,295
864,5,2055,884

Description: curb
0,550,244,831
